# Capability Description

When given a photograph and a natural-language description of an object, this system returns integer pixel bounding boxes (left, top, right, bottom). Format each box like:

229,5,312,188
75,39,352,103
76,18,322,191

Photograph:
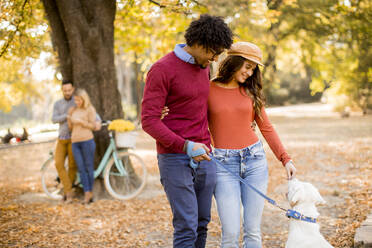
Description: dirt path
1,103,371,247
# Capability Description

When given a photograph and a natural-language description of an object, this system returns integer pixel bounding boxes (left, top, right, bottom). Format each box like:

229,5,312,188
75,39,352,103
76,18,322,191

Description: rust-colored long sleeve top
208,82,291,166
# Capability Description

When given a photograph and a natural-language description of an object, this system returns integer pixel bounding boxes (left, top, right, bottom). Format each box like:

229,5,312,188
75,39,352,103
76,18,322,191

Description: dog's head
287,178,326,207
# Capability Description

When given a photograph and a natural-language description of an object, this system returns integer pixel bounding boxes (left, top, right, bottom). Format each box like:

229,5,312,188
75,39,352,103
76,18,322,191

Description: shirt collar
174,44,196,64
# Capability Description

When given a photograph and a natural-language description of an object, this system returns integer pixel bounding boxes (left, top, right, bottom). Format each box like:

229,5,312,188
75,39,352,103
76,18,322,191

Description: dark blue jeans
72,139,96,192
157,153,217,248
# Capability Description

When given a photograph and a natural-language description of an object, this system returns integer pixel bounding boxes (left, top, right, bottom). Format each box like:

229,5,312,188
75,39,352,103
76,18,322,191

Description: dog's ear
289,183,305,207
309,184,326,205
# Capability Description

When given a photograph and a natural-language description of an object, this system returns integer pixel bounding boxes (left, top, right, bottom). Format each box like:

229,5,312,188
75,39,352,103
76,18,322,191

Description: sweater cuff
282,158,292,167
183,140,189,153
173,136,186,153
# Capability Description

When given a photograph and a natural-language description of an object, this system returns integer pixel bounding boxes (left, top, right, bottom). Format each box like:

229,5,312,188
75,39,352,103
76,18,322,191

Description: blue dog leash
187,144,316,223
210,157,317,223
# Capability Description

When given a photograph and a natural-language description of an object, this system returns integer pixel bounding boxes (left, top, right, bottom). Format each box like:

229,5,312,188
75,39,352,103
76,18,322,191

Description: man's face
193,45,224,69
62,83,74,100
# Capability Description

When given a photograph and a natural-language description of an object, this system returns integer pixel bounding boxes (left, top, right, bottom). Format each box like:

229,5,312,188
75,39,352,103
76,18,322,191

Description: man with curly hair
141,14,233,247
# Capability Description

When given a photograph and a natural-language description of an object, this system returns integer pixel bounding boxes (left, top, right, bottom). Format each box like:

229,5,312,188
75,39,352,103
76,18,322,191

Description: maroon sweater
141,52,211,154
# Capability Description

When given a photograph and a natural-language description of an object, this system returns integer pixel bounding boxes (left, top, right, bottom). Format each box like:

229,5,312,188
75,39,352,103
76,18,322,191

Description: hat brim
245,57,264,67
239,56,264,67
228,53,264,66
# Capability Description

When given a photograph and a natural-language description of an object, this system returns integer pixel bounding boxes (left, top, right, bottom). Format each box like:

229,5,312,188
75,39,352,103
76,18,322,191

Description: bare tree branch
148,0,197,15
0,0,29,58
148,0,166,8
190,0,207,8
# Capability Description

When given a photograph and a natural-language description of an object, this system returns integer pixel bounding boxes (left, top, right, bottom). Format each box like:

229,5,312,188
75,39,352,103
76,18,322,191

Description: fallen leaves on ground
0,115,371,247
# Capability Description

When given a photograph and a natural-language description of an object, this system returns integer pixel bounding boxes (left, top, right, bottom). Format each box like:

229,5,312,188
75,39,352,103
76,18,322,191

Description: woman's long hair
212,55,265,118
74,88,92,109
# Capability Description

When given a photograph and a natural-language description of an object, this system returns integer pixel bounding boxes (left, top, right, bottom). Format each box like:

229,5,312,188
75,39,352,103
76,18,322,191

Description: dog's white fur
286,179,333,248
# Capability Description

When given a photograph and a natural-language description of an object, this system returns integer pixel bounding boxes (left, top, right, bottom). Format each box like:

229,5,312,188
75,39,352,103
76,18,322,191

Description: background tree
0,0,49,114
114,0,199,118
39,0,126,176
1,0,371,123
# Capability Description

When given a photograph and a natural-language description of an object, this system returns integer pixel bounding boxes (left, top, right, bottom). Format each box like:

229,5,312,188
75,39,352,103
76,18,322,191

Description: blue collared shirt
174,44,195,64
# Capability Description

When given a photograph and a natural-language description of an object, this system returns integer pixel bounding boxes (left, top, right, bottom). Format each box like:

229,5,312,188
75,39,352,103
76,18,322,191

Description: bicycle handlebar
101,120,111,127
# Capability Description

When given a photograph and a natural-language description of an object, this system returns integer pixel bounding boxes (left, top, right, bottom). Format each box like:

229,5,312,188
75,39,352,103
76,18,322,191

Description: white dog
286,178,333,248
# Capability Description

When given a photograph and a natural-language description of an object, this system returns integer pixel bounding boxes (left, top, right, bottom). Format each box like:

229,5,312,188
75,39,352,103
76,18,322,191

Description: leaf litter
0,115,371,247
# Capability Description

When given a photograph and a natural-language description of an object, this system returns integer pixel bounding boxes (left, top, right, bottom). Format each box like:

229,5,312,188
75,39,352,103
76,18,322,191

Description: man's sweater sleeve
51,101,66,124
141,64,186,152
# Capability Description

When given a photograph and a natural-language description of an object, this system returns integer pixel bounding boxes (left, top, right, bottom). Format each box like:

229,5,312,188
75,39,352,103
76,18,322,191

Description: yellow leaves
25,224,41,234
108,119,135,132
0,204,18,211
114,0,193,69
283,0,298,6
0,0,49,59
0,57,41,112
266,9,282,21
0,80,37,113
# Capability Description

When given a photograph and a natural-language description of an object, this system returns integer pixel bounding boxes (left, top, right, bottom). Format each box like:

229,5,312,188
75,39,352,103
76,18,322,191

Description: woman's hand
71,117,84,125
94,121,102,131
285,161,296,180
67,107,76,115
161,106,169,120
251,122,256,131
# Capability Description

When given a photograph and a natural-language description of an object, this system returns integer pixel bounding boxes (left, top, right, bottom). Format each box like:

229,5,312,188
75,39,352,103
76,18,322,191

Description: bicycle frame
41,127,146,200
94,132,127,179
41,150,54,171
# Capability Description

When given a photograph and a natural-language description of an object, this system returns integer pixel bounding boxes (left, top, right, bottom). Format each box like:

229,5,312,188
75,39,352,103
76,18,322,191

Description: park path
0,103,371,247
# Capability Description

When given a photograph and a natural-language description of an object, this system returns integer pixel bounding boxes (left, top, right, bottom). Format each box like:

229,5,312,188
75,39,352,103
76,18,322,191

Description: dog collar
286,209,317,223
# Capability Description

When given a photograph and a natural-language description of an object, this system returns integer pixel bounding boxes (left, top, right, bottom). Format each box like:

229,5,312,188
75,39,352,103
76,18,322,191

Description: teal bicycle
41,122,147,200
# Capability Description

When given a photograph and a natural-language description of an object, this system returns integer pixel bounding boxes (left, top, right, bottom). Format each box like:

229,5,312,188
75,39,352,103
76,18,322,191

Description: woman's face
74,96,83,108
233,60,257,83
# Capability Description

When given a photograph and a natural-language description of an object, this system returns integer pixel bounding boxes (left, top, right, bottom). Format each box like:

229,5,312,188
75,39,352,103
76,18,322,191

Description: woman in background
67,89,97,204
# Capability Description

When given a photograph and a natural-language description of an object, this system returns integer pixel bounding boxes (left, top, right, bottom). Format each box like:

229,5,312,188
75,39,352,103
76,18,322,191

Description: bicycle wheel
104,151,147,200
41,157,63,200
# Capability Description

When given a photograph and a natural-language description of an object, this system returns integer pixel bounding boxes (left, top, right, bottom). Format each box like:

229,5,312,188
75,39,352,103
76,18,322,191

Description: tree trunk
263,0,283,104
133,53,143,120
42,0,124,196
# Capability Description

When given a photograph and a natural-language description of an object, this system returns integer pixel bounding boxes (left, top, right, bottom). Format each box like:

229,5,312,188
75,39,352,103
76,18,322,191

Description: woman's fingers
201,153,211,161
193,153,211,162
202,144,210,154
285,161,297,180
160,106,169,120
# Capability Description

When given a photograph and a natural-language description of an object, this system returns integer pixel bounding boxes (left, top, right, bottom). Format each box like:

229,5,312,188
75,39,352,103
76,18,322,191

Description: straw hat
227,42,264,66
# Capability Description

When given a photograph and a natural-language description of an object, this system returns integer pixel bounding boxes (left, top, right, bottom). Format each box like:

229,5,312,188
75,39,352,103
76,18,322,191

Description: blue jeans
72,139,96,192
213,141,268,248
157,153,217,248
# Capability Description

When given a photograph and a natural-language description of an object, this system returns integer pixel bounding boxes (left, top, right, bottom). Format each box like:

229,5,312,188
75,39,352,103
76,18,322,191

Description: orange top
208,82,291,166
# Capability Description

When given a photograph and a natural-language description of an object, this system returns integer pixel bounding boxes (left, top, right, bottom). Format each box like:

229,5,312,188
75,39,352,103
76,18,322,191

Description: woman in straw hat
67,88,97,204
208,41,297,247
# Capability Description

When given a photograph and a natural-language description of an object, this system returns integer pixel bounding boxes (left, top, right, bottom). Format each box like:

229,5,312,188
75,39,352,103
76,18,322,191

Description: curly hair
184,14,233,52
212,55,265,118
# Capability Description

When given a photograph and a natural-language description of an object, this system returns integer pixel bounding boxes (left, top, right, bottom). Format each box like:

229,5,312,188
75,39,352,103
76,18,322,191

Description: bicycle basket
115,131,138,148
